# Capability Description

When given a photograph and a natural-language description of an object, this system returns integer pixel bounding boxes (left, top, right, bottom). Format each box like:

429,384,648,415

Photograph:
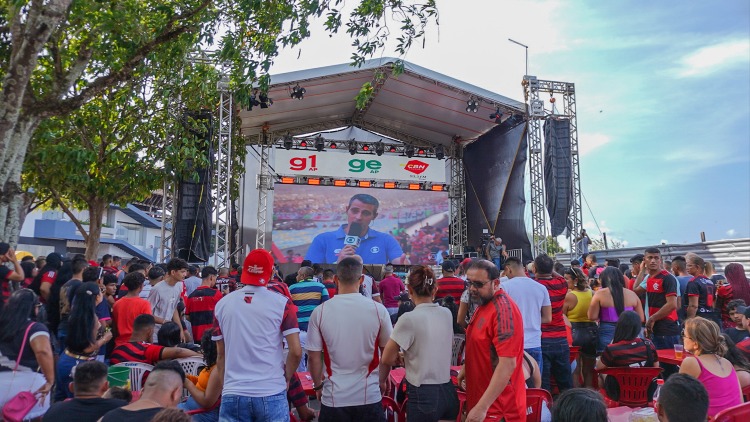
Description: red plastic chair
597,367,663,408
456,390,467,422
569,346,580,364
714,402,750,422
525,388,553,422
742,384,750,403
381,395,405,422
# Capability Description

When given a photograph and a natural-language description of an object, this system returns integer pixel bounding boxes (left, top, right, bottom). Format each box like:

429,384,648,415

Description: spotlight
290,84,306,100
348,141,357,155
489,107,503,123
405,144,415,158
299,140,307,148
362,144,370,152
435,145,445,160
466,96,479,113
330,142,337,149
375,141,385,156
247,92,261,111
282,134,293,150
314,135,325,152
389,145,397,153
259,92,273,108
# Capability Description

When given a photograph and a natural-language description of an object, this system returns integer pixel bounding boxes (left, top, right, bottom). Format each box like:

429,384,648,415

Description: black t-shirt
100,406,164,422
0,321,49,371
43,398,127,422
685,275,716,311
726,328,750,345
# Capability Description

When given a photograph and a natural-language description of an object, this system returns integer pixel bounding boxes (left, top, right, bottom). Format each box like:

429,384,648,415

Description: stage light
290,84,306,100
466,96,479,113
489,107,503,123
314,135,325,151
330,142,337,149
362,144,370,152
358,180,371,188
435,145,445,160
348,141,357,155
408,183,422,190
417,148,425,155
405,144,415,158
431,184,445,191
259,92,273,108
281,177,295,184
307,178,321,185
282,134,293,150
389,145,397,153
333,180,347,187
384,182,397,189
375,141,385,156
299,140,308,148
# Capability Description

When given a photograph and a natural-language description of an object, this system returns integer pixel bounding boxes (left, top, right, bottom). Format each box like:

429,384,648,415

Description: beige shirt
391,303,453,387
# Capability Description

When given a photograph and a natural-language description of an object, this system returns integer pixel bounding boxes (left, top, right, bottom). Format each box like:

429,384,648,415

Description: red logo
404,160,429,175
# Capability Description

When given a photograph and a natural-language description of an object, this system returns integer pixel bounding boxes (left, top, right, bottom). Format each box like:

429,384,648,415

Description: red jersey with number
465,290,526,421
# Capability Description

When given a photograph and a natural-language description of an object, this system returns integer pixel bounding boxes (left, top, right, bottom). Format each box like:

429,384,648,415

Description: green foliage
533,235,566,257
590,236,624,251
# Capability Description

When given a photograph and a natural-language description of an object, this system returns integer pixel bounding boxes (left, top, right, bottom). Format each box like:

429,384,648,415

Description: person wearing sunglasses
456,259,525,422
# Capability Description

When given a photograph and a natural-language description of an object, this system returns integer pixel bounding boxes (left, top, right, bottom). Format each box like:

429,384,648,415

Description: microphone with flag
344,222,363,249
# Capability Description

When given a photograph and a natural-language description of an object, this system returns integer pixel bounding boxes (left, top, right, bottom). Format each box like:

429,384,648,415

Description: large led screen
272,184,450,265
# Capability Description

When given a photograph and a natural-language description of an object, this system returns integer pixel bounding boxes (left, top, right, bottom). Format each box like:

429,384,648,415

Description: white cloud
727,229,736,236
677,39,750,78
579,133,612,156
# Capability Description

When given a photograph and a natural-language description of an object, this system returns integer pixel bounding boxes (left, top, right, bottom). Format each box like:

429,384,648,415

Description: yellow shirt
567,289,593,322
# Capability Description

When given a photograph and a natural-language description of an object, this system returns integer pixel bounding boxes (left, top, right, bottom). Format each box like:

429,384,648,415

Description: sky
265,0,750,250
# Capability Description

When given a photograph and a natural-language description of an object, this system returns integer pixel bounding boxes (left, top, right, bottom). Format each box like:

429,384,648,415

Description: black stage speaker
543,118,573,237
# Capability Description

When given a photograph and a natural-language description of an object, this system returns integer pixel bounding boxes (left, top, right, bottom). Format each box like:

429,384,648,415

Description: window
116,222,143,246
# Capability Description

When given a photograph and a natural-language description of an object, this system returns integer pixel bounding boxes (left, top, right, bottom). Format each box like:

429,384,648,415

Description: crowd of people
1,237,749,421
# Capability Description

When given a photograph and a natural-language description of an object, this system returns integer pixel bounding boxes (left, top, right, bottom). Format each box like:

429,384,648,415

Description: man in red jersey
457,259,525,422
435,260,466,302
534,254,572,392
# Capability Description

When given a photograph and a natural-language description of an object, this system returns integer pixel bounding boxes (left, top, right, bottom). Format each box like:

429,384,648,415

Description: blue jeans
541,337,572,392
219,392,288,422
179,396,219,422
651,334,681,378
525,347,543,373
597,322,617,353
406,381,459,422
492,257,502,268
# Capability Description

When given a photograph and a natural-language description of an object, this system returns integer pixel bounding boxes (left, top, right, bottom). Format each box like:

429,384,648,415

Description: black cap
630,254,644,264
0,242,9,255
441,260,456,272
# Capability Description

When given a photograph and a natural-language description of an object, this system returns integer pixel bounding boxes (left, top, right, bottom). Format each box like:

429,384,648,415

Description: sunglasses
468,279,493,289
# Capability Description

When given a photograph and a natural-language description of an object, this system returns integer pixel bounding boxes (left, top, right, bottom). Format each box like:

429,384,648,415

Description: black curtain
464,117,532,261
543,118,573,237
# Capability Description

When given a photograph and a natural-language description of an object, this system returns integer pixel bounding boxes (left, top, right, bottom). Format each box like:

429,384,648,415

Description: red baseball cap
241,249,274,286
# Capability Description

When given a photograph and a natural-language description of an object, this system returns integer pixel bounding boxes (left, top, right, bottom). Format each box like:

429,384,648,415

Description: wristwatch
313,381,325,391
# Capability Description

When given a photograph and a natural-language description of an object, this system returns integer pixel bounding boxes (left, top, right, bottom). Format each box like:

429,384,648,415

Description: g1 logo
289,154,318,171
348,159,382,173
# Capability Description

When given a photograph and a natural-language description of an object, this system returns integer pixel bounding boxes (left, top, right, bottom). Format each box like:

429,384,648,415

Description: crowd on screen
1,237,749,422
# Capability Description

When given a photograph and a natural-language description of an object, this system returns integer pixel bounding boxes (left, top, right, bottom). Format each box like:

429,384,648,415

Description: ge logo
370,246,380,253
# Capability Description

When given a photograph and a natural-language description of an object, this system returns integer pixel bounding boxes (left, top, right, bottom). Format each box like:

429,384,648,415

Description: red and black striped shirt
601,338,656,368
435,276,466,302
110,341,164,365
186,286,223,342
535,274,568,339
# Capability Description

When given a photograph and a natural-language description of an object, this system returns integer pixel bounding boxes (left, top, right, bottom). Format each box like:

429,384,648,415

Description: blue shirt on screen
304,225,404,264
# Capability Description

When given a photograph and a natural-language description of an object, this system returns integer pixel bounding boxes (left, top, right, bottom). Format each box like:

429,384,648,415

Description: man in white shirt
307,255,392,422
148,258,188,343
212,249,302,422
360,273,382,303
501,256,552,369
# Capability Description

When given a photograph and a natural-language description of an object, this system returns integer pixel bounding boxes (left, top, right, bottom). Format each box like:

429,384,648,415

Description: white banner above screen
274,149,446,183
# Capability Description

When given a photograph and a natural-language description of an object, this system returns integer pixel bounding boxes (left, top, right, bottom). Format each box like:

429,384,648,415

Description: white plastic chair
112,362,154,392
451,334,466,366
176,357,206,376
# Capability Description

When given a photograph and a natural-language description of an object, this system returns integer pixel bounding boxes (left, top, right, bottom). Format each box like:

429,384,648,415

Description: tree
0,0,438,244
23,64,228,259
533,235,566,257
590,235,625,251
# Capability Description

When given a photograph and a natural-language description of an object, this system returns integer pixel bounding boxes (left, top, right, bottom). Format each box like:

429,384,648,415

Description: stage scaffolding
522,76,583,258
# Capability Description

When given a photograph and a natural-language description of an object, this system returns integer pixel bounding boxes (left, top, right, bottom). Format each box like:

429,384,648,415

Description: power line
581,192,603,235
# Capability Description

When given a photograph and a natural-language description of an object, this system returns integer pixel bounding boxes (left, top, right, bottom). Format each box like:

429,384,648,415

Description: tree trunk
84,201,106,260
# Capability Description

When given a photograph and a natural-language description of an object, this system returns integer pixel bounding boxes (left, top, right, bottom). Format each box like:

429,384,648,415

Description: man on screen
304,194,408,264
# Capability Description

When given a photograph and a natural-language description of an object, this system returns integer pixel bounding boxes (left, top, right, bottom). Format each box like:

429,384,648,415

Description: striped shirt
601,338,656,368
186,286,223,342
535,274,568,339
435,276,466,302
289,279,329,331
110,341,164,365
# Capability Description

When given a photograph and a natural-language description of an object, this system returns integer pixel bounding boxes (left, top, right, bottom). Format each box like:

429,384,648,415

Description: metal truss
159,181,176,262
214,79,234,267
255,132,273,249
448,144,467,255
522,76,582,258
